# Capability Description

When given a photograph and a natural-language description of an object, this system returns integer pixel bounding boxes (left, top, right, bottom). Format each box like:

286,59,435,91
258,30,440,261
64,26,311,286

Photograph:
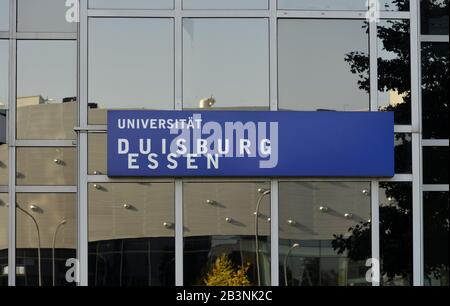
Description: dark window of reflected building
89,0,174,9
17,0,77,33
0,140,7,186
0,40,8,109
16,193,76,286
184,0,268,9
278,19,369,112
423,146,449,184
378,20,411,125
183,19,269,111
88,18,174,124
0,193,7,286
279,182,372,286
88,183,175,286
16,148,77,186
379,182,413,286
424,191,449,286
421,0,449,35
395,133,412,174
422,42,449,140
184,182,271,286
380,0,410,11
0,0,9,31
16,40,77,140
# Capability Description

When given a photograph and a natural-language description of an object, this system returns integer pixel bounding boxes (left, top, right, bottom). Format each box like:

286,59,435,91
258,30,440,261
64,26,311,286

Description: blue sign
107,110,394,177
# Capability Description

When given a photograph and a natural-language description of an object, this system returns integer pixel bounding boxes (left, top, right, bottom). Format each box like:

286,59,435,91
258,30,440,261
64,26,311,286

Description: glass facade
0,0,448,287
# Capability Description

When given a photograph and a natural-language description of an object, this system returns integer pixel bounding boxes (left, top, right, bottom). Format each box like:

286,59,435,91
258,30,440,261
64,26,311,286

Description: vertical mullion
78,0,89,286
174,0,183,287
371,180,380,286
8,0,16,287
369,14,378,112
269,0,279,286
410,0,423,286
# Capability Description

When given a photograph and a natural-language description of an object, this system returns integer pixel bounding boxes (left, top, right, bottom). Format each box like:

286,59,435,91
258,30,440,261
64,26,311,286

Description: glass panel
379,182,413,286
423,146,449,184
183,0,268,9
395,133,412,174
279,182,371,286
378,20,411,125
424,191,449,286
278,19,369,111
0,193,7,286
17,40,77,140
17,0,77,33
422,42,449,139
380,0,409,11
278,0,367,10
0,141,7,185
89,0,174,9
16,193,76,286
421,0,449,35
183,19,269,110
16,148,76,186
0,0,9,31
88,133,107,175
184,182,271,286
88,18,174,125
88,183,175,286
0,40,8,108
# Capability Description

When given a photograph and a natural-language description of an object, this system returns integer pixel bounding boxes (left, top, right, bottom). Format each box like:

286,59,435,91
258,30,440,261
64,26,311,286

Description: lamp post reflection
255,188,270,286
17,204,42,286
284,243,300,286
52,219,66,287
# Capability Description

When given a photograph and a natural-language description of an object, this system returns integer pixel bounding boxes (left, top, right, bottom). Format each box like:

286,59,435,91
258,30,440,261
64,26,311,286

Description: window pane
88,133,107,175
423,146,449,184
183,0,268,9
184,182,271,286
0,141,7,185
424,191,449,286
16,193,76,286
278,0,367,10
16,148,76,186
422,42,449,139
88,183,175,286
0,193,7,286
89,0,174,9
378,20,411,125
279,182,371,286
379,182,413,286
395,133,412,174
421,0,449,35
17,41,77,140
17,0,76,33
183,19,269,110
88,18,174,125
278,19,369,111
0,40,8,108
0,0,9,31
381,0,409,11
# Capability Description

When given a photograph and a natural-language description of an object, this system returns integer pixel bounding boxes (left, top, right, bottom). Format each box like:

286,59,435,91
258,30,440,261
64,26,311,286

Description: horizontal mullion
394,125,413,133
0,186,8,193
0,32,9,39
88,9,175,17
15,140,77,147
14,32,77,40
87,175,175,183
422,139,449,147
181,10,270,17
382,174,413,182
278,10,409,19
422,185,449,192
15,186,77,193
420,35,449,43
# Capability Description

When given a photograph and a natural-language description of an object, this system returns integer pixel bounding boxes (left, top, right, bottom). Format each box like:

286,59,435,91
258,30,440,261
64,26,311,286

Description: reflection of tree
334,1,449,284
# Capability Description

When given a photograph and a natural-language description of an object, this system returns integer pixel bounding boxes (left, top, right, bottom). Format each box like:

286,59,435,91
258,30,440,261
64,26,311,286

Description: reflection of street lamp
52,219,67,287
199,96,216,109
17,204,42,287
255,188,270,286
284,243,300,286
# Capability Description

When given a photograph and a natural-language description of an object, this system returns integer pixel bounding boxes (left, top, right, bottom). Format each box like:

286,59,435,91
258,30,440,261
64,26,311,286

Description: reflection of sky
89,18,174,110
183,0,268,9
90,0,174,9
0,40,7,107
183,19,269,109
17,41,76,102
0,0,8,31
278,19,369,111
